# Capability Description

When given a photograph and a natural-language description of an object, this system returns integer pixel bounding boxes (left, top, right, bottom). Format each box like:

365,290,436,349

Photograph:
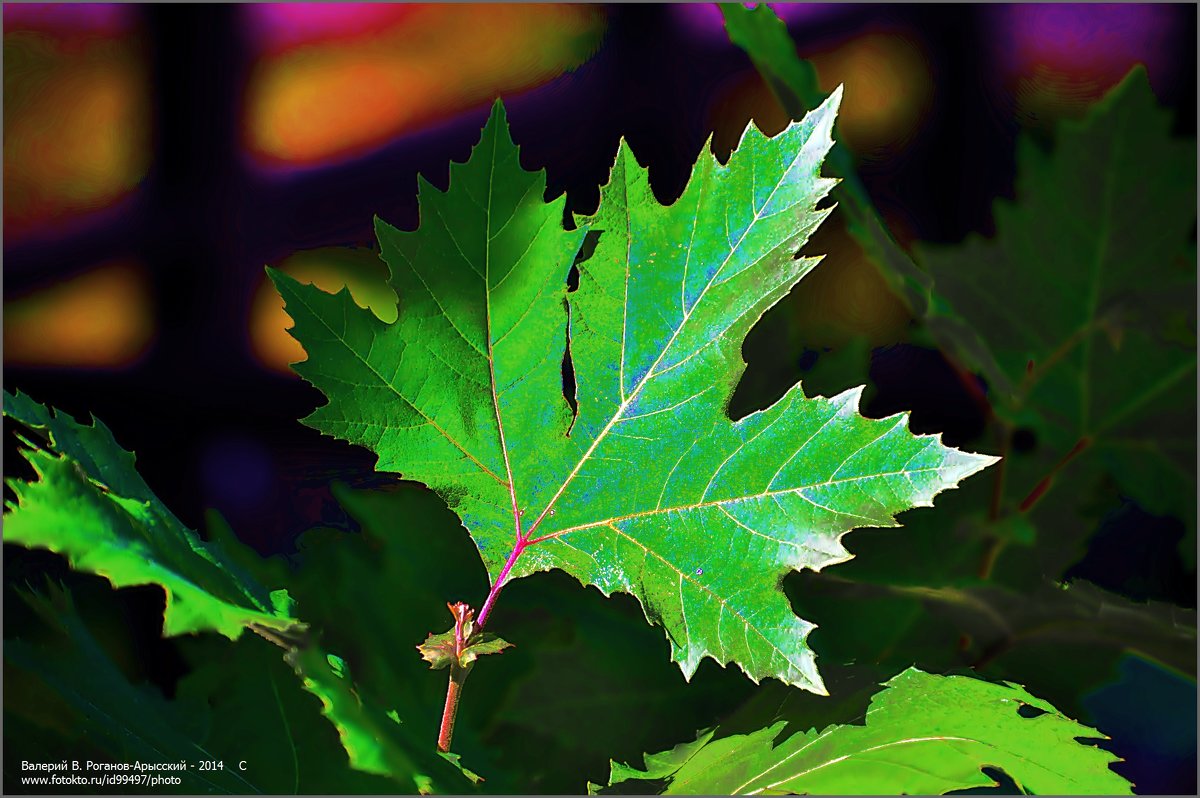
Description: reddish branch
437,667,466,753
1018,437,1091,513
438,534,530,752
436,604,474,753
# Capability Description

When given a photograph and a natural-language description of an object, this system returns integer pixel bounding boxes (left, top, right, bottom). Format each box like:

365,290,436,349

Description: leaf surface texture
593,668,1132,795
274,96,996,691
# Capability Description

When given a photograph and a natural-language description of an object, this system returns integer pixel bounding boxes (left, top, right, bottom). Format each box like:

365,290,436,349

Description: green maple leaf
914,68,1196,554
592,668,1131,795
271,94,996,694
2,390,299,640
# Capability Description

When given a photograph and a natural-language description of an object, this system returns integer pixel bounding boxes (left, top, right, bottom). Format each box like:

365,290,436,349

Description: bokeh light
707,27,932,163
808,31,932,159
4,260,155,369
985,4,1182,124
241,4,606,169
792,219,913,349
3,4,151,242
253,246,397,373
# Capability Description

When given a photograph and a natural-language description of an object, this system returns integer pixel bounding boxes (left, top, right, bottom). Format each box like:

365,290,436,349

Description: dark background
5,3,1196,556
4,3,1196,794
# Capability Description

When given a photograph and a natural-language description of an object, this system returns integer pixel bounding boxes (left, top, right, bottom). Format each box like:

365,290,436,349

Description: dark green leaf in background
3,390,299,640
915,68,1197,563
2,395,477,794
4,585,265,795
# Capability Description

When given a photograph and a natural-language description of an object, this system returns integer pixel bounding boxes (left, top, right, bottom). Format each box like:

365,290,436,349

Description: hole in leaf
796,348,819,372
1017,703,1048,719
1063,500,1193,607
562,298,579,433
947,766,1023,794
569,230,602,293
1010,426,1037,453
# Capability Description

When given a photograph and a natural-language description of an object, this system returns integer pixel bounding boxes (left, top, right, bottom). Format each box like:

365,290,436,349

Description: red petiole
437,518,545,752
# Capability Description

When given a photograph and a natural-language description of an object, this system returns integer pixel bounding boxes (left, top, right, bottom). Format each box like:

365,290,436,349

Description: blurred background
4,3,1196,794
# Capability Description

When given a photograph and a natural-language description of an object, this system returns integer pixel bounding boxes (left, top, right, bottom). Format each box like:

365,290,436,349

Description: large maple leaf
271,93,996,693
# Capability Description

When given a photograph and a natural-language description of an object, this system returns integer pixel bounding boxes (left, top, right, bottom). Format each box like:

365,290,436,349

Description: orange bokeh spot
808,32,933,158
5,260,155,368
243,4,605,167
709,30,932,164
791,219,913,349
252,248,397,374
3,19,151,241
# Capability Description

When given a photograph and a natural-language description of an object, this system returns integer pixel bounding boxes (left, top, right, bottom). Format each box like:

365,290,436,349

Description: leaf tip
953,449,1002,483
478,95,516,154
829,383,867,416
265,265,299,297
826,82,846,115
487,95,508,123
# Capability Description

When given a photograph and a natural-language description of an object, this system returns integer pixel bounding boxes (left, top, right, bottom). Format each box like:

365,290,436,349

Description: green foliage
282,482,759,792
274,96,996,695
916,68,1197,562
4,19,1189,792
173,636,404,795
710,10,1190,794
592,668,1131,795
2,393,474,794
283,644,476,791
721,0,1196,614
4,581,400,794
2,390,299,641
719,1,819,113
279,482,493,766
721,13,1196,569
4,586,264,794
791,570,1196,716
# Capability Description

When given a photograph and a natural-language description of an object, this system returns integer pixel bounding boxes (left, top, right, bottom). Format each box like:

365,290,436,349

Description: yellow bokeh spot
5,261,155,368
809,32,933,158
252,247,397,374
244,4,605,166
709,30,933,164
791,219,913,349
3,29,151,238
